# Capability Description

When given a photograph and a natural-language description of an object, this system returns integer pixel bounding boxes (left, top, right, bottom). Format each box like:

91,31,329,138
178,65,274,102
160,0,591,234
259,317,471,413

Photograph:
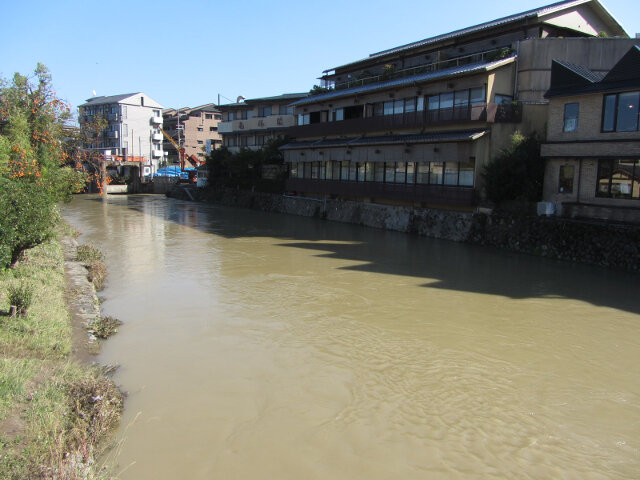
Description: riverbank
170,185,640,272
0,224,122,479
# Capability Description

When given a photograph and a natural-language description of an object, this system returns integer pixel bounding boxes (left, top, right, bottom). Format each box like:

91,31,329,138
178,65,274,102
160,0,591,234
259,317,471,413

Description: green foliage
309,85,332,95
76,244,104,263
481,131,544,205
0,177,56,268
7,280,34,315
0,64,87,267
205,136,290,192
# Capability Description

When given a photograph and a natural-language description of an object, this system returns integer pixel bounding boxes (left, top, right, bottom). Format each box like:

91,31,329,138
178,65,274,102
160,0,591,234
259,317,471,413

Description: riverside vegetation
0,65,124,478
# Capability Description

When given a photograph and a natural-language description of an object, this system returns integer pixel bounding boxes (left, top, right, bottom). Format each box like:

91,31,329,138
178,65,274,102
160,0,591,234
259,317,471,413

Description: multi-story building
541,45,640,223
162,104,222,165
217,93,307,153
282,0,635,209
78,92,165,177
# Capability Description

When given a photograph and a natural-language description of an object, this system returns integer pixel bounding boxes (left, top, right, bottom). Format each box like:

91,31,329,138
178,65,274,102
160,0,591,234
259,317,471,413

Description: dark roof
218,93,308,109
81,93,140,106
295,57,515,107
545,45,640,98
325,0,625,73
280,129,488,150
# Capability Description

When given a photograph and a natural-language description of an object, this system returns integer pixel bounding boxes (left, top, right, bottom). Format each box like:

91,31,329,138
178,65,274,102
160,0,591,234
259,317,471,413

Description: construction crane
159,127,200,182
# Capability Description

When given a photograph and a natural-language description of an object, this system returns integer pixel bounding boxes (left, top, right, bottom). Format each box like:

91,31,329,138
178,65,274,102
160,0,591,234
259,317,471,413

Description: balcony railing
288,103,520,138
285,178,475,206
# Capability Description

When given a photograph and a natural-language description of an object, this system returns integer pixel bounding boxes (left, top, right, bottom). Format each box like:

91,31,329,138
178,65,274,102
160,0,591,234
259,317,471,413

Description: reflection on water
62,194,640,480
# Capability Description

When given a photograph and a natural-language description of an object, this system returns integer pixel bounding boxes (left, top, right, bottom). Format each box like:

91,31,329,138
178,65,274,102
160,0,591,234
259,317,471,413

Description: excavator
159,127,201,183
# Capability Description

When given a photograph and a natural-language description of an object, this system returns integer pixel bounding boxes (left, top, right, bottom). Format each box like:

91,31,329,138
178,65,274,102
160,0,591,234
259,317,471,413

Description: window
332,108,344,122
563,103,579,132
444,162,459,185
298,113,310,125
596,159,639,199
417,163,429,184
197,127,203,132
602,92,640,132
429,162,443,184
258,106,272,117
210,126,217,131
394,162,406,183
279,105,293,115
228,112,236,121
197,140,204,145
205,114,213,119
559,165,574,193
494,94,513,105
459,160,475,187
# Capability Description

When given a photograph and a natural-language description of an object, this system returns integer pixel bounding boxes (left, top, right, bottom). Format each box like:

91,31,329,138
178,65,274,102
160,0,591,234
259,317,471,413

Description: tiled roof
553,60,605,83
325,0,624,73
293,57,515,107
280,129,488,150
81,93,141,106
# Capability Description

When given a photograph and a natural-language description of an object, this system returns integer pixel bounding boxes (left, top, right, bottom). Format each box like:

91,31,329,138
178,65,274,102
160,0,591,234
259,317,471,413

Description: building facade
541,46,640,223
78,93,165,176
162,104,222,165
217,93,307,153
282,0,635,209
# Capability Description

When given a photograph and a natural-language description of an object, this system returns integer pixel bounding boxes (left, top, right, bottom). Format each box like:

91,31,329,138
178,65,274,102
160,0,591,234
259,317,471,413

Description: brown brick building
162,104,222,165
541,46,640,223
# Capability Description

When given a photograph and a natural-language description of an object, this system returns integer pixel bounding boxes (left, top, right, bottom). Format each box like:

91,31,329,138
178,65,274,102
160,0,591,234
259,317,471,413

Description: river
61,194,640,479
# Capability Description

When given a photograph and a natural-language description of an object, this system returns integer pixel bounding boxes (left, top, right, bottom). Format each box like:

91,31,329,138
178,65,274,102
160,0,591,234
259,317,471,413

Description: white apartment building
78,93,165,175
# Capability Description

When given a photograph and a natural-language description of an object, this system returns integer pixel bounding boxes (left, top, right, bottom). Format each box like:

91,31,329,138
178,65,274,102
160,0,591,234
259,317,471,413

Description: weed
86,260,107,291
7,281,34,316
76,244,104,264
90,316,122,339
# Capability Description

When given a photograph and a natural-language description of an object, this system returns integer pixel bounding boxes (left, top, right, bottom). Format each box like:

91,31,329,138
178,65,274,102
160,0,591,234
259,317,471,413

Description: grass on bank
0,225,123,480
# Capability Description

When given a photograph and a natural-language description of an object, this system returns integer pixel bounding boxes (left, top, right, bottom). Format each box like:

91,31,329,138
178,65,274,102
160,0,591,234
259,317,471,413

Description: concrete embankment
169,185,640,272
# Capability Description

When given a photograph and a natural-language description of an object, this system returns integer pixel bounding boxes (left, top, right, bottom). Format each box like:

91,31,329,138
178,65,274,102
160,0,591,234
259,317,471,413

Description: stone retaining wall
170,186,640,272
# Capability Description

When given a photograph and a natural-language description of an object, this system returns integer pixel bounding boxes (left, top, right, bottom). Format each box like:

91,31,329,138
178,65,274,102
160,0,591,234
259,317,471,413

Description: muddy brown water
61,194,640,479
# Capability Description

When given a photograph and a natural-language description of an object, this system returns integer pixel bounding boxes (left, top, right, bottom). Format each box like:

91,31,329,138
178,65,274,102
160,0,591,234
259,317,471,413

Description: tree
481,131,544,205
0,64,87,268
0,63,86,202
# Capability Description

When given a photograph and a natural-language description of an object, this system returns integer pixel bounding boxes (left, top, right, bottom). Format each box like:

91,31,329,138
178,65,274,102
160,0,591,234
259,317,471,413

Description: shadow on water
85,194,640,315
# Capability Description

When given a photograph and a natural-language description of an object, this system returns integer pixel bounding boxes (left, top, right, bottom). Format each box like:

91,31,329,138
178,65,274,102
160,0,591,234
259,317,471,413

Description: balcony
151,116,163,125
152,133,163,141
285,178,475,207
288,103,521,138
218,121,233,133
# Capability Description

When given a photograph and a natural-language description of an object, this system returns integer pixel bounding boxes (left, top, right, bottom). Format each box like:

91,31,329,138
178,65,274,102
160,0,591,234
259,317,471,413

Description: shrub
7,280,34,316
86,260,107,291
90,315,122,339
76,244,104,263
481,131,544,205
0,177,56,268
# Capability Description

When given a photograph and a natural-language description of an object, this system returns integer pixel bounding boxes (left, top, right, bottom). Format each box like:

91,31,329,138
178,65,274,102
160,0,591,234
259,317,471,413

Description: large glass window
459,160,475,186
444,162,459,185
563,103,579,132
332,161,341,180
374,163,384,182
385,163,395,183
406,162,415,184
416,163,429,184
429,162,443,184
365,162,375,182
394,162,406,183
596,159,639,199
558,165,574,193
341,161,350,181
602,92,640,132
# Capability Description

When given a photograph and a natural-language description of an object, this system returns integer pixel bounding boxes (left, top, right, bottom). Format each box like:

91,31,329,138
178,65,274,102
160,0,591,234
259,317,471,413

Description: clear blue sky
2,0,638,120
